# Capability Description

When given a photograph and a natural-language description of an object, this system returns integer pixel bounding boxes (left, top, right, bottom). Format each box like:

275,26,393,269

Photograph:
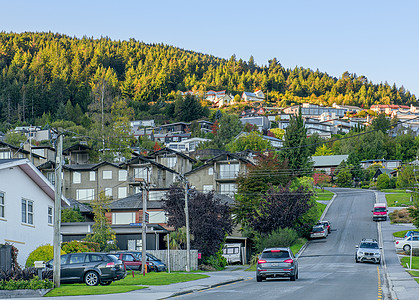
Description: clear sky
2,0,418,95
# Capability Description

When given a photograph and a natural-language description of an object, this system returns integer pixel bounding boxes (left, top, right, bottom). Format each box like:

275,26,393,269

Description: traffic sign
130,223,142,226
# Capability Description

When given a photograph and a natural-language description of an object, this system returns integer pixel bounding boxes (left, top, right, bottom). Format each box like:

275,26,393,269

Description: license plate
270,263,280,266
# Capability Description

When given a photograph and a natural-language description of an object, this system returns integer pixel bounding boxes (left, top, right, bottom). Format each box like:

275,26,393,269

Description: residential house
0,141,45,166
63,143,91,165
241,90,264,102
166,137,211,153
283,103,346,118
370,104,410,115
14,126,52,142
0,158,69,266
360,159,402,170
372,168,398,181
311,155,349,176
332,103,362,114
205,90,233,107
240,116,271,132
185,152,254,199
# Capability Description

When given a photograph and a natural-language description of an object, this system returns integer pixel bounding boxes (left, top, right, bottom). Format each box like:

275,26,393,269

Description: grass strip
400,256,419,269
113,272,208,286
407,270,419,277
315,189,334,201
386,193,412,207
393,230,409,238
45,284,145,297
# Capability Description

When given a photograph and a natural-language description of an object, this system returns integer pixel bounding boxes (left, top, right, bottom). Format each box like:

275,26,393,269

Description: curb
320,193,336,222
167,278,244,298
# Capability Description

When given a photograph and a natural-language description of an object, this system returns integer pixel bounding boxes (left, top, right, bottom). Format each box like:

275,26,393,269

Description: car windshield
261,250,290,259
312,227,324,232
360,242,379,249
147,254,159,261
374,207,386,212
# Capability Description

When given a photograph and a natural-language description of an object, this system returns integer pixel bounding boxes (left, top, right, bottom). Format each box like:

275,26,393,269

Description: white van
222,243,243,264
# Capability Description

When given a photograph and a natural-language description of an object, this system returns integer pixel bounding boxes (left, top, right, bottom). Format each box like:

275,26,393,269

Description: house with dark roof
311,155,349,176
63,143,92,165
0,141,45,166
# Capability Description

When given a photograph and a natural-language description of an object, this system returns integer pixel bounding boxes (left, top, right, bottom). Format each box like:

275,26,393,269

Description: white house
241,90,265,102
0,158,68,267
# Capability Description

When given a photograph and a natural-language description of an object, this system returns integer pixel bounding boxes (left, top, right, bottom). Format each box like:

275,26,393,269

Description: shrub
254,228,299,253
61,241,99,253
25,245,65,268
389,209,413,223
0,276,53,290
376,174,390,190
200,246,227,271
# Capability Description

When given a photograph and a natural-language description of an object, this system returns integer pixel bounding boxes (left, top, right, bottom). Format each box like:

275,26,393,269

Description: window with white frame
208,167,214,176
220,183,237,197
73,172,81,184
0,192,4,218
166,157,177,169
203,185,213,193
118,187,127,199
134,167,150,182
0,151,11,159
48,206,53,224
76,189,95,201
149,211,167,223
89,171,96,181
47,172,55,185
119,170,127,181
105,188,112,198
148,190,165,201
21,199,34,225
219,164,239,179
112,212,135,225
103,170,112,179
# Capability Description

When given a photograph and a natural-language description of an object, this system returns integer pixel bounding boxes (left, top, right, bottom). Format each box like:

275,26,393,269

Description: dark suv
47,253,126,286
256,247,298,282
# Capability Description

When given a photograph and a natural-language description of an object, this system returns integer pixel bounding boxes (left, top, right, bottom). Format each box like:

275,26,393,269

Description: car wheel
256,275,262,282
100,281,112,286
296,270,299,279
403,244,411,252
290,274,296,281
355,257,359,263
84,271,99,286
376,260,381,265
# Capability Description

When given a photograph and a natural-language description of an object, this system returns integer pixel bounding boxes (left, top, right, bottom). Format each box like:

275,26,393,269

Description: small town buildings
360,159,402,170
205,90,234,107
0,158,69,266
14,126,53,142
241,90,264,102
166,137,211,153
240,116,270,132
370,104,410,115
0,141,45,166
283,103,346,118
311,155,349,176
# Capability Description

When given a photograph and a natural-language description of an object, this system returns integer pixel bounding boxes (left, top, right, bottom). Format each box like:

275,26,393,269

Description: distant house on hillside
311,155,349,176
241,90,264,102
370,104,410,115
205,90,233,107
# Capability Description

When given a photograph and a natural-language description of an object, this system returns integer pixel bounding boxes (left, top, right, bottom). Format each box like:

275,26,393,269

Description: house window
0,151,11,159
119,170,127,181
203,185,213,192
220,183,237,197
118,187,127,199
149,211,167,223
0,192,4,218
220,164,239,179
208,167,214,176
103,170,112,179
76,189,95,201
105,188,112,198
112,212,135,224
134,167,150,182
47,172,55,185
48,206,53,224
166,157,177,168
89,171,96,181
22,199,34,225
73,172,81,184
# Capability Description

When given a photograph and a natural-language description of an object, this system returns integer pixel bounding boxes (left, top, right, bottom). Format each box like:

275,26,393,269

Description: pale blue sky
2,0,418,95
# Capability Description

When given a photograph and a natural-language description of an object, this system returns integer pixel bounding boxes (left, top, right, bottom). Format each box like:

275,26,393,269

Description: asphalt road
177,188,385,300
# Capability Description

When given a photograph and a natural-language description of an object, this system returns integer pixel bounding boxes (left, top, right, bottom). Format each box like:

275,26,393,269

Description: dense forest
0,31,417,130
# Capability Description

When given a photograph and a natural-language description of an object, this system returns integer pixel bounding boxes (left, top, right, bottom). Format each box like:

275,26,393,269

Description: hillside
0,32,416,127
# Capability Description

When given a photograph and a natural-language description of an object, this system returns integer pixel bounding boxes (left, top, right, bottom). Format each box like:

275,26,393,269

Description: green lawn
45,272,208,297
317,202,327,218
408,270,419,277
393,230,409,238
400,256,419,269
386,193,412,207
381,189,407,193
315,189,334,201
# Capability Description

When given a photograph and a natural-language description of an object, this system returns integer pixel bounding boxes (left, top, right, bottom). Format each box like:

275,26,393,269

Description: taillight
106,262,115,267
258,259,267,264
271,250,281,252
284,259,294,263
396,241,399,245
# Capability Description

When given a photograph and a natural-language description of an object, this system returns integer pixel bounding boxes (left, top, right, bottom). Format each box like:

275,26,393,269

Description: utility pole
141,181,148,276
53,134,63,288
184,181,190,272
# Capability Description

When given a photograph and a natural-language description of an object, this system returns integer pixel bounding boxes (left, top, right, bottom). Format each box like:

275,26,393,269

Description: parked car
46,253,126,286
317,221,331,234
372,203,388,221
310,225,327,239
116,252,167,272
404,231,419,238
395,235,419,252
355,239,381,264
222,243,243,264
256,247,298,282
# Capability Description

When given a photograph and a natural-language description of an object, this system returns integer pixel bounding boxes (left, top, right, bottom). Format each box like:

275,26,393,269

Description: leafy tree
336,167,352,187
313,172,331,191
84,192,118,252
376,173,390,190
200,113,243,150
4,131,27,147
174,94,208,122
61,207,84,222
396,165,416,188
254,228,299,252
408,195,419,228
163,185,232,257
110,98,135,161
371,113,390,134
280,108,312,176
314,144,333,156
226,131,272,152
269,128,285,140
247,184,314,234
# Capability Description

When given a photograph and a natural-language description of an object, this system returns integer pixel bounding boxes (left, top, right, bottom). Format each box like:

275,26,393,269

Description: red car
115,253,151,271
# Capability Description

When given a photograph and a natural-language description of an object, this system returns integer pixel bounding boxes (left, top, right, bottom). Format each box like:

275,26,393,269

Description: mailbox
34,261,46,268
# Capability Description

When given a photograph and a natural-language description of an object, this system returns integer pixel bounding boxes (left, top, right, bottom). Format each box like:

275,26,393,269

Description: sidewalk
377,191,419,300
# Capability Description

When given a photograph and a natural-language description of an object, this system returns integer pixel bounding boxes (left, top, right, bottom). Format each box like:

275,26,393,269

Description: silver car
256,247,298,282
310,224,327,239
355,239,381,264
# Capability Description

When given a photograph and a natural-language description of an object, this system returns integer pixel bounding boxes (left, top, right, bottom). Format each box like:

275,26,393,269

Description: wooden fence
147,250,198,271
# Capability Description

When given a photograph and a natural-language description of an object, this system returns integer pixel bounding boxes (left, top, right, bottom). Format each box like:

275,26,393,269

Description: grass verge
381,189,407,193
393,230,409,238
45,272,209,297
416,278,419,284
408,270,419,277
400,256,419,269
386,193,412,207
315,189,334,201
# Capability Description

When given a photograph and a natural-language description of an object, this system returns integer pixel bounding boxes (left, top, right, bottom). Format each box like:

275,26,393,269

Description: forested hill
0,32,416,126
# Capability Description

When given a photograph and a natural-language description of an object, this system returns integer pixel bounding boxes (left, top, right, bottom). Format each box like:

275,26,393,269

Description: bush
376,174,390,190
25,245,65,268
61,241,99,253
0,276,52,290
389,209,413,223
255,228,299,253
200,246,227,271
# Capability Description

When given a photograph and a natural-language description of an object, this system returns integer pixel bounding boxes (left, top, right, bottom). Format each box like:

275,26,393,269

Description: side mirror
380,247,383,249
355,245,359,248
46,262,52,268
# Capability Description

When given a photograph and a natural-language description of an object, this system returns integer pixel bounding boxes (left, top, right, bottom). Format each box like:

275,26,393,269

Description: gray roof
65,198,93,213
0,158,26,165
312,155,349,167
107,193,164,210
